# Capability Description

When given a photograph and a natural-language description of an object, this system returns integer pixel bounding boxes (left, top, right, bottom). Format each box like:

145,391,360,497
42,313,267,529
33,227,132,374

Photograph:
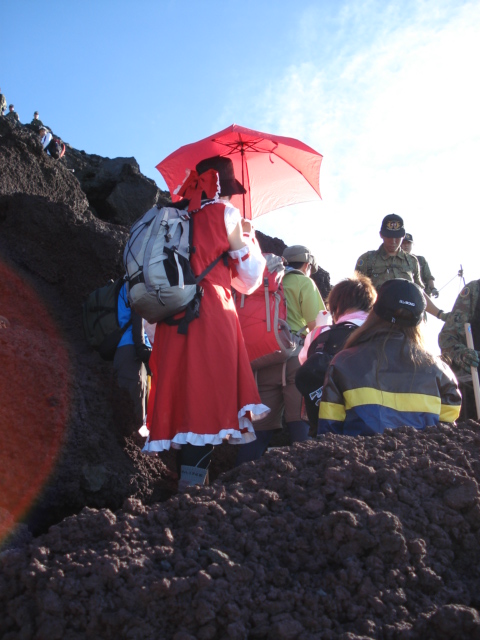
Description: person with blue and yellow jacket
318,279,461,436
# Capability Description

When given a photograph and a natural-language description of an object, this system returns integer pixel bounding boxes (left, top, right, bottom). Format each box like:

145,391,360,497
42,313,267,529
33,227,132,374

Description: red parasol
157,124,323,220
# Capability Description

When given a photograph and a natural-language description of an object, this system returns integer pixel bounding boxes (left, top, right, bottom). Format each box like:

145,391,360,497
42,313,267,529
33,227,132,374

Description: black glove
135,343,152,365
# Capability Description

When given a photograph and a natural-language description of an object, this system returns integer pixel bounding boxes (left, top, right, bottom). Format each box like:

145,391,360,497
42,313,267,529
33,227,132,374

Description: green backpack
82,278,132,360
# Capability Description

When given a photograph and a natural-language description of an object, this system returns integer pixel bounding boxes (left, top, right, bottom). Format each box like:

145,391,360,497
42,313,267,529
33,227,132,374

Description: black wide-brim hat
196,156,246,197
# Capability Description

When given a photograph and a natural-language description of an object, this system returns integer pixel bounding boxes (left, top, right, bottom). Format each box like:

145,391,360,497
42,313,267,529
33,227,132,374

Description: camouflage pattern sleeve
439,280,480,361
420,257,434,284
418,256,435,294
411,254,424,289
355,252,369,276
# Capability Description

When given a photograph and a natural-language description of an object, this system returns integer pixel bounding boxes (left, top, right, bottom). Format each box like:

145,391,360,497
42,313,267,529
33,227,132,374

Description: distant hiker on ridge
39,125,52,150
0,89,6,116
5,104,19,124
38,125,65,159
30,111,44,131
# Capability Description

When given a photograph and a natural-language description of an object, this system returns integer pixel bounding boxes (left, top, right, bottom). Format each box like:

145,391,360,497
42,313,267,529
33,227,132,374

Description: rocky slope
1,117,479,639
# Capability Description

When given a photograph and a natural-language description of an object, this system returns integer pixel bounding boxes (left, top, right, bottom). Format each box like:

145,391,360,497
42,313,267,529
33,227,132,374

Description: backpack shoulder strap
323,322,358,355
190,210,229,284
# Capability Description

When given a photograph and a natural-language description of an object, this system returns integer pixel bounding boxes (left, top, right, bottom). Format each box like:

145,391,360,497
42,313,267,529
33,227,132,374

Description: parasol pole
465,323,480,420
240,143,246,218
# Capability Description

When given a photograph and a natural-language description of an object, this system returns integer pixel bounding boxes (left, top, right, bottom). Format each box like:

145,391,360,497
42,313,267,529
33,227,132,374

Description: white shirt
41,132,52,149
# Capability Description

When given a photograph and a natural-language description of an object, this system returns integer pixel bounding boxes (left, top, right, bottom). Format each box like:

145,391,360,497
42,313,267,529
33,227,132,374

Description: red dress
144,202,267,452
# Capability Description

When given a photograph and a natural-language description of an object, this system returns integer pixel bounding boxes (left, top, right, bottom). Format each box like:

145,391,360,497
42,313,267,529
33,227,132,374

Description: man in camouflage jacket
355,214,449,321
5,104,19,124
30,111,44,130
439,280,480,373
401,233,439,297
355,214,424,290
0,89,6,116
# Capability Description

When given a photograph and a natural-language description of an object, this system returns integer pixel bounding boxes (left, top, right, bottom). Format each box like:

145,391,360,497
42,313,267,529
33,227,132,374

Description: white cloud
252,0,480,352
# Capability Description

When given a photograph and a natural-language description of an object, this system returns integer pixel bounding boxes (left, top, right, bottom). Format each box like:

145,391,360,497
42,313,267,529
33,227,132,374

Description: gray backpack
123,204,226,334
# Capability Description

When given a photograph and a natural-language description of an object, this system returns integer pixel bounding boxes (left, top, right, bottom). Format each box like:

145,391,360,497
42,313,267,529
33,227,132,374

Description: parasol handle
465,323,480,420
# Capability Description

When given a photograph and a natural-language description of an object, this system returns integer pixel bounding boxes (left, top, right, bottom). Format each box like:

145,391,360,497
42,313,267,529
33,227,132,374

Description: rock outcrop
0,119,330,537
62,147,171,225
0,118,176,536
2,116,480,640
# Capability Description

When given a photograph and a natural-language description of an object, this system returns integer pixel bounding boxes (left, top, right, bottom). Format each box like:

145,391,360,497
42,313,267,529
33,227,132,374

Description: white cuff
230,236,266,295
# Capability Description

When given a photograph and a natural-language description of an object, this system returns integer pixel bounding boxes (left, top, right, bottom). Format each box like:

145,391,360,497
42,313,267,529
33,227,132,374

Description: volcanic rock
5,116,479,639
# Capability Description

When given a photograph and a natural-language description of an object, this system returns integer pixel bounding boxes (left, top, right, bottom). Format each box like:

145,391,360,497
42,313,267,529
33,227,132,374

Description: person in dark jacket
114,283,151,430
296,274,377,428
318,279,461,436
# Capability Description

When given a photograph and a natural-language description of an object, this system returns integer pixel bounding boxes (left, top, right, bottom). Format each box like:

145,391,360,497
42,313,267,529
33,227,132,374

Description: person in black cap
318,279,461,437
143,155,268,489
355,214,449,321
355,214,422,288
401,232,438,297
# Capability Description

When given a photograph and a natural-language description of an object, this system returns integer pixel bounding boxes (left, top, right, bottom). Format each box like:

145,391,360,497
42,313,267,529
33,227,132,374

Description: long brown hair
343,309,435,367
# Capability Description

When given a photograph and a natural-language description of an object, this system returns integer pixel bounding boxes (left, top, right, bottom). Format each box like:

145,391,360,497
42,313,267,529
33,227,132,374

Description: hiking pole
437,265,466,293
465,323,480,420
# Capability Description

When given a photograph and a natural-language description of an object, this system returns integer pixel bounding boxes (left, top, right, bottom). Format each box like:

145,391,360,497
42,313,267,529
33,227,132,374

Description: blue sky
2,0,479,351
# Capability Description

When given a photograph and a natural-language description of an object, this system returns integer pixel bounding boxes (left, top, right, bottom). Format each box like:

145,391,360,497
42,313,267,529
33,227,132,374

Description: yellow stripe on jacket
319,388,461,423
343,388,441,413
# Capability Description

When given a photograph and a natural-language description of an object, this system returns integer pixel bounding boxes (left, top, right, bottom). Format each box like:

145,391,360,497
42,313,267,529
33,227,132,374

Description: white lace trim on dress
141,402,270,453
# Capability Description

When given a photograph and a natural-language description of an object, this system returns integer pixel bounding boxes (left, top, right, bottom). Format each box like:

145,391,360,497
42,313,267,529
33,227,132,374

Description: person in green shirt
282,245,325,335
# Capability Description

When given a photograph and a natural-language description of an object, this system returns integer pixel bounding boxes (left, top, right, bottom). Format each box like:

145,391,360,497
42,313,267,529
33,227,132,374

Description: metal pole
240,144,245,218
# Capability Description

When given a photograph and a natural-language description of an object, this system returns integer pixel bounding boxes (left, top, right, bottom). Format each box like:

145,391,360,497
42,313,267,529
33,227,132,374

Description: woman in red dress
143,156,268,485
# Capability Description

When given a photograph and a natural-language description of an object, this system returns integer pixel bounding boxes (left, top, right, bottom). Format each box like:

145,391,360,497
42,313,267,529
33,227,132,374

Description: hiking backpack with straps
46,137,65,159
82,278,132,361
235,256,297,370
295,321,358,427
123,204,227,334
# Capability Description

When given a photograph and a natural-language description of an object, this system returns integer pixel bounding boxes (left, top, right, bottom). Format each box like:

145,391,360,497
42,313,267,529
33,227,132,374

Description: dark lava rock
2,423,480,639
0,117,331,539
62,147,171,225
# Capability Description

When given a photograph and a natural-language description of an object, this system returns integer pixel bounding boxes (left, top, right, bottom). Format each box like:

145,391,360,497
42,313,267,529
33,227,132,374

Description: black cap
380,214,405,238
373,279,425,327
403,233,413,243
195,156,246,197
